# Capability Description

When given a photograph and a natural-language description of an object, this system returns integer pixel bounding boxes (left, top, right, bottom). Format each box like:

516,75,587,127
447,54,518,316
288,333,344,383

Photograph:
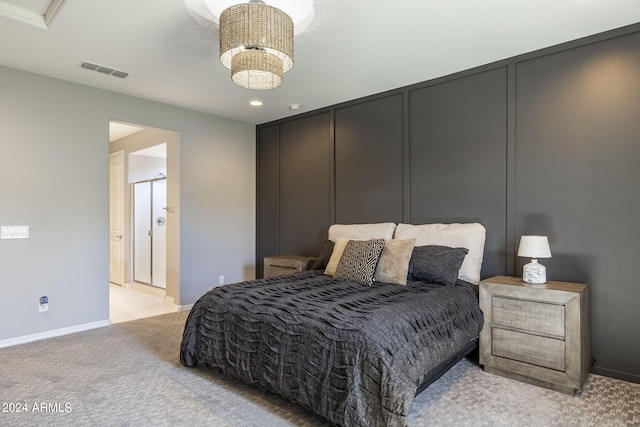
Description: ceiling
109,122,145,142
1,0,639,125
131,143,167,159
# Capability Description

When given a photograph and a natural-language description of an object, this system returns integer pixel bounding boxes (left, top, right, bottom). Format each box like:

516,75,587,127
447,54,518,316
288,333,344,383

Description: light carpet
1,311,638,426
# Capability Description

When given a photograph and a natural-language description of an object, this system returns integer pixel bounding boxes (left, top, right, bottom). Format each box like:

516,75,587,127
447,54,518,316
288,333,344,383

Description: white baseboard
0,320,111,349
174,303,193,312
163,294,193,312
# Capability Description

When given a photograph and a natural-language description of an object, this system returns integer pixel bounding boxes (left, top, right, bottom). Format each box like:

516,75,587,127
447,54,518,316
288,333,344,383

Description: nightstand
479,275,590,395
263,255,317,278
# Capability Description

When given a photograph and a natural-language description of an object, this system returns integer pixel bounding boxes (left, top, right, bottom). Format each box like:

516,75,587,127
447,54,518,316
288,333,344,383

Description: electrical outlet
39,296,49,312
218,275,225,285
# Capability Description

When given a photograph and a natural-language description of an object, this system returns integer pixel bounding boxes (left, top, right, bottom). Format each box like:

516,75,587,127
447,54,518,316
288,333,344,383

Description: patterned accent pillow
334,239,385,286
408,245,469,286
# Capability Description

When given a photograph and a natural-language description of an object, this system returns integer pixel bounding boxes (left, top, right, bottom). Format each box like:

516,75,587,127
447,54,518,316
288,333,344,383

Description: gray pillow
409,245,469,286
334,239,385,286
312,240,335,270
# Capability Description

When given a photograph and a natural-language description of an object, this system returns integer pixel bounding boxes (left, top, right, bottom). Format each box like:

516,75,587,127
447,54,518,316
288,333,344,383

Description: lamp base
523,259,546,284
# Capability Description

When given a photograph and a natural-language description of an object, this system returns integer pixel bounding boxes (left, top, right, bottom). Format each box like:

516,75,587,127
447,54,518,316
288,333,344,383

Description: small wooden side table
479,275,590,395
263,255,317,278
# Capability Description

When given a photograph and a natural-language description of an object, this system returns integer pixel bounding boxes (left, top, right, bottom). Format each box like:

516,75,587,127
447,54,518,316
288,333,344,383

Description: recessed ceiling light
289,104,300,110
250,100,263,107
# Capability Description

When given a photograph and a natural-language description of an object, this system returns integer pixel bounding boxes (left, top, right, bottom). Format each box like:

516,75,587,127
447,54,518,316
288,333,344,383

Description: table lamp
517,235,552,284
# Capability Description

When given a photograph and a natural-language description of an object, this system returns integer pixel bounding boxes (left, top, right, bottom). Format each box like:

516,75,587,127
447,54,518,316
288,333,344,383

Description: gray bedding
180,270,483,427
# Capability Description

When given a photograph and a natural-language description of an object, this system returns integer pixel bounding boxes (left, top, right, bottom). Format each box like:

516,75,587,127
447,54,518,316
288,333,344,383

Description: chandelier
219,0,294,90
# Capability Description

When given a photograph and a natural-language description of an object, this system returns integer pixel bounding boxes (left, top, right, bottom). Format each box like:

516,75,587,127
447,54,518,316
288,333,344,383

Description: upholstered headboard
327,222,396,241
326,222,486,284
394,223,486,284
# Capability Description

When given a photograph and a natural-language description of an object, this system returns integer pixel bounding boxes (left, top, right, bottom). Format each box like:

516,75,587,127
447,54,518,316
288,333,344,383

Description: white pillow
328,223,396,242
394,223,486,284
324,238,350,276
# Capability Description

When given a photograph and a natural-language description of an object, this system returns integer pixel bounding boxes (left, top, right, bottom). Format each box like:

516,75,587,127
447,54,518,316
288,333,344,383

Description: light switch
0,226,29,239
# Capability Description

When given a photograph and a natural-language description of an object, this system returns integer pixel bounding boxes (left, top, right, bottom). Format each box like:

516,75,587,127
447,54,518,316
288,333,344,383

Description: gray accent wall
335,94,404,224
408,67,508,279
256,24,640,383
279,113,332,257
513,29,640,381
0,65,255,342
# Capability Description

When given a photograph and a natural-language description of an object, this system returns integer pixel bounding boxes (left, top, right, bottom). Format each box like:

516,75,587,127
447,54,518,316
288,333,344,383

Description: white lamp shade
517,235,552,259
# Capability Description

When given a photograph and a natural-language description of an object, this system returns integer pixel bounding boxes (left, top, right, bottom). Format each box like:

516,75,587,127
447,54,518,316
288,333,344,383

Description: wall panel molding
256,23,640,382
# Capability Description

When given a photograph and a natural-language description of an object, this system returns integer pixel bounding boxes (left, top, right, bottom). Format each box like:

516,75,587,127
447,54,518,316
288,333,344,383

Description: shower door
132,178,166,288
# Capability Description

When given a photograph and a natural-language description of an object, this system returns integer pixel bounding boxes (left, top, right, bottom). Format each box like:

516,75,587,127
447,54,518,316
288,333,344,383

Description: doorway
108,121,180,321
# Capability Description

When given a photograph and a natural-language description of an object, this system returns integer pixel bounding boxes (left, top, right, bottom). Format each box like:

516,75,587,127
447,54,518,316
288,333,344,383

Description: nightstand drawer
268,265,298,277
493,327,566,371
492,296,565,338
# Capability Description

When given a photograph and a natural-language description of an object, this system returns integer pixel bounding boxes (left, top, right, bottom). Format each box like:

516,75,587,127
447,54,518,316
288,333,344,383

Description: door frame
109,150,125,286
108,121,181,306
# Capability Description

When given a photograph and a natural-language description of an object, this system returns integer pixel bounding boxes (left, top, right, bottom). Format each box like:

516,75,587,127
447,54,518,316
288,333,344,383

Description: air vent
111,70,129,79
80,61,129,79
96,66,114,75
81,62,99,71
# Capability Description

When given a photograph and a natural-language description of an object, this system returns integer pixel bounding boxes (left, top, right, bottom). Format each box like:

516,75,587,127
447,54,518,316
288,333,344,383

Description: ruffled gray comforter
180,270,483,427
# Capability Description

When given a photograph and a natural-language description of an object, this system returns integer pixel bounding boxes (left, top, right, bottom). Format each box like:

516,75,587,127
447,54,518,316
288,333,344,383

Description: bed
180,223,486,427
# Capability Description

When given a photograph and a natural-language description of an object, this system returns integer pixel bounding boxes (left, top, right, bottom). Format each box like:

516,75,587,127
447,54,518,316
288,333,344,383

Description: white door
132,179,166,288
133,181,152,284
109,151,125,285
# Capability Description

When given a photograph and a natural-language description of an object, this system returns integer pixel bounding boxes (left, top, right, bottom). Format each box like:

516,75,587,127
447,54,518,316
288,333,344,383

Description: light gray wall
0,65,255,341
